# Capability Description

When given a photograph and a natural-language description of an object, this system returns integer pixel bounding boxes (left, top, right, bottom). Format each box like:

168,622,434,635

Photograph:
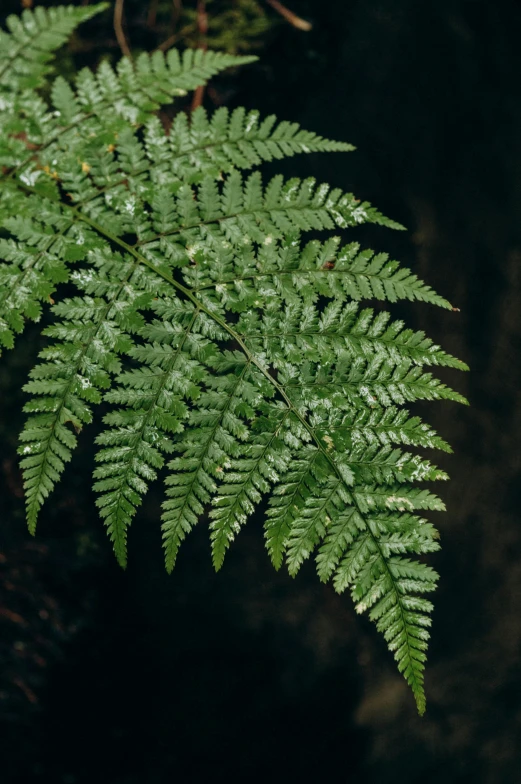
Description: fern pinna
0,4,467,714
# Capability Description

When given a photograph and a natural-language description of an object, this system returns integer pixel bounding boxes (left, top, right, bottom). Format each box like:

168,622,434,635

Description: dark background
1,0,521,781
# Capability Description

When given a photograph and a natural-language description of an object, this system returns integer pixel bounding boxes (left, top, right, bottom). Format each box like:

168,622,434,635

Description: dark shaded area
1,0,521,781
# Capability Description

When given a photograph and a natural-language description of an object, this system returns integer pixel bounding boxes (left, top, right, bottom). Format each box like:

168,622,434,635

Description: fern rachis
0,3,468,714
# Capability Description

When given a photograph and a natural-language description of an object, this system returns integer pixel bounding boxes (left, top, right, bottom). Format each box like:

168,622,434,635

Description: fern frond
0,3,107,92
73,49,258,122
237,300,467,369
281,356,468,413
0,8,468,713
93,306,204,566
144,107,355,183
344,444,447,485
328,242,454,307
332,524,438,715
17,246,156,531
135,172,404,266
189,237,454,310
0,205,96,352
314,407,452,454
50,168,400,254
6,49,257,178
209,404,291,569
353,485,446,514
285,474,347,576
271,425,444,713
161,353,252,572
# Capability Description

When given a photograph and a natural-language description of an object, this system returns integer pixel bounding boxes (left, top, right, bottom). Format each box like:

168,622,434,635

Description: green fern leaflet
0,4,467,715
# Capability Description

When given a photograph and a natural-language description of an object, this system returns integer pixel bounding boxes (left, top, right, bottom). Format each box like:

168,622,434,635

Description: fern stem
194,267,388,290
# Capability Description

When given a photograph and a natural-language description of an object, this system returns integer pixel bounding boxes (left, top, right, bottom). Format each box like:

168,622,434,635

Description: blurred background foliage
1,1,521,782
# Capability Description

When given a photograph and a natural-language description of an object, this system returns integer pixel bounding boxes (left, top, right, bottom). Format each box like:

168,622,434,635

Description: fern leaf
333,527,438,714
161,353,252,572
0,206,97,352
0,4,107,92
18,245,153,531
143,107,355,183
0,13,469,712
273,421,443,714
76,49,257,120
285,475,346,576
238,300,467,370
93,308,203,567
136,172,404,263
315,505,366,582
264,446,327,569
353,485,446,514
282,356,468,411
7,49,257,179
188,236,455,309
343,444,448,485
210,404,290,569
315,407,453,453
331,243,454,307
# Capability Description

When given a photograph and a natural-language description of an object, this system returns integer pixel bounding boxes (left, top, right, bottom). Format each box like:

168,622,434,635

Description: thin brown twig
171,0,183,31
147,0,159,28
13,677,38,704
114,0,132,59
191,0,208,111
265,0,312,31
157,23,195,52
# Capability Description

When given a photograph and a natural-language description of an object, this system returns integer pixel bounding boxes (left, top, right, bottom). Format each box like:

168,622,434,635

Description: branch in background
147,0,182,31
147,0,159,28
158,0,189,52
157,24,195,52
266,0,312,31
191,0,208,111
171,0,183,32
114,0,132,59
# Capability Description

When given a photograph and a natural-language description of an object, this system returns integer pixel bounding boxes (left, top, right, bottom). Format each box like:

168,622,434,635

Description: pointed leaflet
161,353,253,572
93,306,206,567
0,4,107,92
18,247,156,532
188,237,455,311
209,403,291,570
143,107,354,183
